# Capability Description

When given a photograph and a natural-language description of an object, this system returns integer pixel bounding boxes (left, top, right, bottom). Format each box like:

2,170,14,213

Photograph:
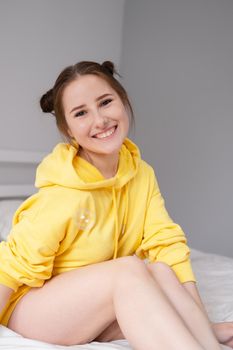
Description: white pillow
0,200,23,241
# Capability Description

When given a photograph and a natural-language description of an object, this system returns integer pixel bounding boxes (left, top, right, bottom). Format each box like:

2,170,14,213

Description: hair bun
40,89,54,114
101,61,115,75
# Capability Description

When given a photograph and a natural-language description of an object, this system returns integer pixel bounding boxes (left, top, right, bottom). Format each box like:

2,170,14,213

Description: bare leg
147,262,221,350
113,262,204,350
94,319,124,342
8,256,204,349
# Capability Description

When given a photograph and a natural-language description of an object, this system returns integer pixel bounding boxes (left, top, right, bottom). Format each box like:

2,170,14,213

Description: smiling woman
0,60,228,349
40,61,134,179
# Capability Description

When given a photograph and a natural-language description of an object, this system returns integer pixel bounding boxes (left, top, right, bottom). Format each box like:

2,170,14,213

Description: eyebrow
69,93,113,114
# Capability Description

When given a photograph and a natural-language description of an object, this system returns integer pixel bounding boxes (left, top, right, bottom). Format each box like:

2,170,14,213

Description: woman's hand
212,322,233,348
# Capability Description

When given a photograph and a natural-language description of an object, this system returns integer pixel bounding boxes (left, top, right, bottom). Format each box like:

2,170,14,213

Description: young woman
0,61,232,349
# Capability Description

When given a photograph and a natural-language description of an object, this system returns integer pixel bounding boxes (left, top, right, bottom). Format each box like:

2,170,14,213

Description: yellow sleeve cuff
171,259,196,283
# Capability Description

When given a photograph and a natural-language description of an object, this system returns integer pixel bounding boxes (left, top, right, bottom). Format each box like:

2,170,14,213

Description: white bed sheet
0,248,233,349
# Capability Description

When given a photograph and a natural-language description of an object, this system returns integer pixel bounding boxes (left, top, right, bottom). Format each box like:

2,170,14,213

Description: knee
120,255,147,268
147,262,182,290
147,261,176,278
115,255,149,279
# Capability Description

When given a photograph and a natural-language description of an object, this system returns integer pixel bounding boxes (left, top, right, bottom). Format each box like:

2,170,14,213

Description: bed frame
0,149,46,198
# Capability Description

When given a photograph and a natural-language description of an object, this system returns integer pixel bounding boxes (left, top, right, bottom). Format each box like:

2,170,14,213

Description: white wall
120,0,233,257
0,0,125,152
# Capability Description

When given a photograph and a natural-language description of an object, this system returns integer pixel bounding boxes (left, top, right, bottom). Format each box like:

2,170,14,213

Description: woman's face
62,74,129,158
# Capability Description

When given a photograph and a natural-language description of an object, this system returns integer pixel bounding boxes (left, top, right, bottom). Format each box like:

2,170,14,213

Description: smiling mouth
92,125,117,139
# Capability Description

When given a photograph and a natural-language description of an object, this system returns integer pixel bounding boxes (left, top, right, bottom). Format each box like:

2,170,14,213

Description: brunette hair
40,61,135,144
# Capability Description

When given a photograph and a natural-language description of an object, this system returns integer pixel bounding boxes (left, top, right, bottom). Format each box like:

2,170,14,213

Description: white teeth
95,126,116,139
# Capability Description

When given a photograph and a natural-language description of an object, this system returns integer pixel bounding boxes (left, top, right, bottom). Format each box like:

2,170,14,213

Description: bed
0,149,232,350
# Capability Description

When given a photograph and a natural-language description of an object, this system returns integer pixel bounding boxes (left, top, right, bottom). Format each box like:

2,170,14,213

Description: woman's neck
78,148,119,179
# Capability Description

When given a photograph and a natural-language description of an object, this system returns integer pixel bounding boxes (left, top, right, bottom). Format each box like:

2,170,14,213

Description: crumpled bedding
0,248,233,350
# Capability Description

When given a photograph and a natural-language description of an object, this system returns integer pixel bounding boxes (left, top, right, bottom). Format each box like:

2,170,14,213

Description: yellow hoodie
0,138,195,325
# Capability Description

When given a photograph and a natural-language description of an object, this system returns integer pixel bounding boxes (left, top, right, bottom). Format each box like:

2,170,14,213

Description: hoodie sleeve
0,192,75,291
135,167,196,283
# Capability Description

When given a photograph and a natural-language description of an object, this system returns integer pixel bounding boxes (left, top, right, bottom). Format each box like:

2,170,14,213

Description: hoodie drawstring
112,185,129,259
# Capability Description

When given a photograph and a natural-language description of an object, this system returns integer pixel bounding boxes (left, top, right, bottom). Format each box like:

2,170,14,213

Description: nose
92,108,109,129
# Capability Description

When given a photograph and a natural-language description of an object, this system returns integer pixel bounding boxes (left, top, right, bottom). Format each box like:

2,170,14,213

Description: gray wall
120,0,233,257
0,0,125,152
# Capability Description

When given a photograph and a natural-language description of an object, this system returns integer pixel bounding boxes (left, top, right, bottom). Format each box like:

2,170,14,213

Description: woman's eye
75,110,86,117
100,98,112,107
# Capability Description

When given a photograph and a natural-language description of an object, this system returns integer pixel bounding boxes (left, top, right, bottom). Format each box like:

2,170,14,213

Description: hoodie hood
35,138,141,191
